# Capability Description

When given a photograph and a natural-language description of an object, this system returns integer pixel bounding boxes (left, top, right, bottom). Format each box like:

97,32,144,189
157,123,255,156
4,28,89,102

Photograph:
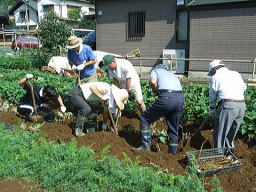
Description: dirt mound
0,112,255,192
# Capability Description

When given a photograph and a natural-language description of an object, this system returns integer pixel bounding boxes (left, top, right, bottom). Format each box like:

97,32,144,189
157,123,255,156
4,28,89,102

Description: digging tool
195,115,210,134
114,108,122,129
77,70,81,86
28,82,44,123
108,107,118,135
115,48,141,59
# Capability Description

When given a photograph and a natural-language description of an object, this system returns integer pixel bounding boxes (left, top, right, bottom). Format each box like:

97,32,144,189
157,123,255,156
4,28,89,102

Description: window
43,5,54,14
128,11,145,40
20,10,29,21
177,11,188,42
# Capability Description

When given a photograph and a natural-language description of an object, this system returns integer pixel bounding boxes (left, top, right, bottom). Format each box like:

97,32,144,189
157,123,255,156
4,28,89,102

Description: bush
38,13,72,56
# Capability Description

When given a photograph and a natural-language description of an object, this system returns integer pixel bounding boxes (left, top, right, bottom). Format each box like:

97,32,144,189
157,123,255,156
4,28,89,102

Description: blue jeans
140,92,184,143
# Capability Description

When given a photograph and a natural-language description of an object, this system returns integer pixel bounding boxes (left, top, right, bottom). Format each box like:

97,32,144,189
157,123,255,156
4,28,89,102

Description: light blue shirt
68,44,96,78
150,64,182,91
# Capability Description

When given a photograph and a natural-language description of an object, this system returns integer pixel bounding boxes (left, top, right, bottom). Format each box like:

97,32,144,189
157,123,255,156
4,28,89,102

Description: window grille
128,11,145,40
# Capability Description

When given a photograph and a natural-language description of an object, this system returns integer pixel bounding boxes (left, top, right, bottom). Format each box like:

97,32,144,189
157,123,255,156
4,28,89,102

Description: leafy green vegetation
0,123,206,192
0,68,255,141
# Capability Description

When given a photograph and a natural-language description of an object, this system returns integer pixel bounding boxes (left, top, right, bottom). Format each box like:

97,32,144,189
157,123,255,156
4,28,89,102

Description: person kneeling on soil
67,82,128,136
17,74,66,122
134,64,184,154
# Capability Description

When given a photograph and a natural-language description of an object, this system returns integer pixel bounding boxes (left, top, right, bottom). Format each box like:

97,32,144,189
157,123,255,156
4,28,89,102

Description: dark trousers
68,87,93,129
140,92,184,143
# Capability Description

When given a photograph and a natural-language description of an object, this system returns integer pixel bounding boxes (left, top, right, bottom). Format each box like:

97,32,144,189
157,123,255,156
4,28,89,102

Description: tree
38,13,72,56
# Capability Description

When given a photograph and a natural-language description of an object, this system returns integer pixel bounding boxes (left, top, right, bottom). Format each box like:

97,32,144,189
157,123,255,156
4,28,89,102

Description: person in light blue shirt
67,36,97,84
134,64,184,154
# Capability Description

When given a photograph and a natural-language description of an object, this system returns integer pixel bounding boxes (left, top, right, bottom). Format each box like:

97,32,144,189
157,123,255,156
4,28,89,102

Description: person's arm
126,78,131,91
113,78,120,88
57,95,64,106
150,77,158,93
18,74,33,87
82,59,96,67
209,78,217,109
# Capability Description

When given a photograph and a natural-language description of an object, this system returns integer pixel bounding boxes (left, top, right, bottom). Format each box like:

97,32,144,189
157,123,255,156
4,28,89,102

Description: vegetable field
0,56,255,191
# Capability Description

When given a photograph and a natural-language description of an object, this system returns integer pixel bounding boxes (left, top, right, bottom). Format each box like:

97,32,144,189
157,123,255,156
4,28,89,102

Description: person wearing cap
17,74,66,121
208,60,246,150
67,36,97,84
102,54,146,113
67,82,128,136
134,64,184,154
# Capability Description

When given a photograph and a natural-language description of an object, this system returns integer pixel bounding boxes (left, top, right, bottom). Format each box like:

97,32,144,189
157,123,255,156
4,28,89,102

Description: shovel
28,82,44,123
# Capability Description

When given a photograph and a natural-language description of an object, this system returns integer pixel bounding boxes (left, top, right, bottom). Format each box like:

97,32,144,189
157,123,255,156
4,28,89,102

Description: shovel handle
28,82,38,115
108,107,118,135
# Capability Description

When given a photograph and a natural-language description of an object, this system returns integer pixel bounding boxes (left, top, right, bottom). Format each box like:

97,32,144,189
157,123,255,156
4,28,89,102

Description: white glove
26,74,33,80
60,105,66,113
102,123,107,131
40,103,47,107
72,65,77,71
77,64,85,71
209,108,215,118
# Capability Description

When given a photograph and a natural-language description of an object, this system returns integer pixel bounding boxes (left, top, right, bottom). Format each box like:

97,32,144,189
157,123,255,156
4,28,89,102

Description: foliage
79,17,96,30
0,68,255,141
38,13,72,56
68,8,81,20
0,124,206,192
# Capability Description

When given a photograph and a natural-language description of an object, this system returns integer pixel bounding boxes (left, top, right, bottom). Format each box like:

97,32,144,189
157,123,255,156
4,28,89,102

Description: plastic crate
186,148,242,177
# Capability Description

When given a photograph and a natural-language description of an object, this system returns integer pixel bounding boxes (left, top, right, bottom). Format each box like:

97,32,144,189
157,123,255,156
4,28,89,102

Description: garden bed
0,112,255,192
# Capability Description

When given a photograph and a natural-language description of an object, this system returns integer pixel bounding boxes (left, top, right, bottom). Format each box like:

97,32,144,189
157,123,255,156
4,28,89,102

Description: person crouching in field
67,82,128,136
17,74,66,122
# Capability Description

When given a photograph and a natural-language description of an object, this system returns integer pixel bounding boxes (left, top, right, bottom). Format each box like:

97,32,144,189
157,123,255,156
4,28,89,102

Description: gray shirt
150,64,182,90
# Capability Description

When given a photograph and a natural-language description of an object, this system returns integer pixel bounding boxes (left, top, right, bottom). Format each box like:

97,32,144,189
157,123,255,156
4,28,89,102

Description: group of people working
16,35,246,155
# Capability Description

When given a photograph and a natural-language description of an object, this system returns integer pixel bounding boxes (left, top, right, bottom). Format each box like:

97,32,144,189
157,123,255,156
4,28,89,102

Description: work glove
72,65,77,71
77,64,85,71
208,108,216,118
40,103,47,107
60,105,66,113
26,74,33,80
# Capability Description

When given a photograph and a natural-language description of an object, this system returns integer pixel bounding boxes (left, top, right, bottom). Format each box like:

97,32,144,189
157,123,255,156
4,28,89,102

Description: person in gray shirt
134,64,184,154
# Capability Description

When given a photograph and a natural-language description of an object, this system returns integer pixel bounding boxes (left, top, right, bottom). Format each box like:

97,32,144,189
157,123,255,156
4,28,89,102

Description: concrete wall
189,6,256,73
96,0,188,67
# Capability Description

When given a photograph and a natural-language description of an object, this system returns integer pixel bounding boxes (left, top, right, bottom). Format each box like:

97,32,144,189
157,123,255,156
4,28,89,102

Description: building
9,0,95,30
95,0,256,78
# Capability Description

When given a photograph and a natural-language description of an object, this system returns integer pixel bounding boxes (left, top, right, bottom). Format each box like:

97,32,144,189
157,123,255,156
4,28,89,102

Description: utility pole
24,0,29,31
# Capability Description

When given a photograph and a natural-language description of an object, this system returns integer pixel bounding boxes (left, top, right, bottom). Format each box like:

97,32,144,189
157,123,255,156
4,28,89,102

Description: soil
0,111,255,192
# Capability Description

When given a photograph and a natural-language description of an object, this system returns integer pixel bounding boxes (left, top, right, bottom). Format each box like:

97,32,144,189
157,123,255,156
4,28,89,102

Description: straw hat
111,84,128,110
67,36,82,49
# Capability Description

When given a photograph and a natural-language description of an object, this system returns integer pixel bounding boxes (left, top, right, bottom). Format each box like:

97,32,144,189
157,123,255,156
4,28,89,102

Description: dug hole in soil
0,112,255,192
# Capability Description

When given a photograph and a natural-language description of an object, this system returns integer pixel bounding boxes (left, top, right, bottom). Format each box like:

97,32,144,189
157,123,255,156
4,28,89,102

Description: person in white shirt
67,82,128,136
208,60,246,150
101,54,146,112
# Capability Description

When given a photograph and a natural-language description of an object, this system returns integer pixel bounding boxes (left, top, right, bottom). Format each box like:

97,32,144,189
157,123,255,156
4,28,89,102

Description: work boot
74,128,85,137
168,143,178,154
133,126,151,151
87,116,97,133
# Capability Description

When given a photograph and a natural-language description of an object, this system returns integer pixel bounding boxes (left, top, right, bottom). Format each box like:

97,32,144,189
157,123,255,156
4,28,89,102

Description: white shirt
108,58,140,90
80,82,110,101
79,82,116,111
209,67,246,108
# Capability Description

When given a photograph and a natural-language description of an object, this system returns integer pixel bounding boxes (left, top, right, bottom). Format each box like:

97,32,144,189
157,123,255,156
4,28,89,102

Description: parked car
82,31,96,50
72,28,94,39
11,36,39,50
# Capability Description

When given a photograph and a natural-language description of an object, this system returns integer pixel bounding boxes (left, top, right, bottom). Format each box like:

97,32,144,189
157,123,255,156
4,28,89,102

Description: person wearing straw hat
208,60,246,151
67,36,97,84
101,54,146,113
134,64,184,154
67,82,128,136
17,74,66,121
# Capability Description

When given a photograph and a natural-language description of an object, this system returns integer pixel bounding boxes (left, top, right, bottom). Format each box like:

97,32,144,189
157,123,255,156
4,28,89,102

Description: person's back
210,67,245,101
151,64,182,91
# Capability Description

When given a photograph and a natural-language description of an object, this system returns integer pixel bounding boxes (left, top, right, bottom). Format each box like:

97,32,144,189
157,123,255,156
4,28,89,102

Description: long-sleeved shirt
209,67,246,108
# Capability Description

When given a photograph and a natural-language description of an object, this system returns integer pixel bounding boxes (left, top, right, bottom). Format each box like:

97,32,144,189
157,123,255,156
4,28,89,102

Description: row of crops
0,66,255,141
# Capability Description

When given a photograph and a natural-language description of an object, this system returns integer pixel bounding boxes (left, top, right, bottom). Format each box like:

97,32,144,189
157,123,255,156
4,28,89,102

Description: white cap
208,60,225,75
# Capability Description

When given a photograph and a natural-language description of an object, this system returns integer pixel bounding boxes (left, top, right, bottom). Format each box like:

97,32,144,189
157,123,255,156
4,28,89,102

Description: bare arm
83,59,96,67
113,78,120,88
126,78,131,92
57,95,64,106
18,78,28,87
150,77,158,93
